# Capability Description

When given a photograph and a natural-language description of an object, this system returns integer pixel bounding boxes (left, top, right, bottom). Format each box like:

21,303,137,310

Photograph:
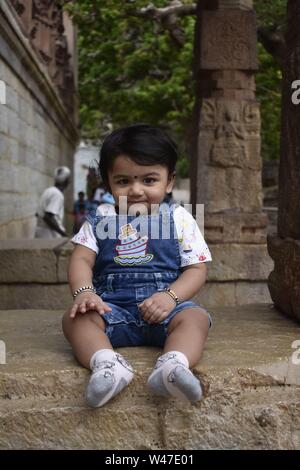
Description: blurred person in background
73,191,89,235
35,166,71,238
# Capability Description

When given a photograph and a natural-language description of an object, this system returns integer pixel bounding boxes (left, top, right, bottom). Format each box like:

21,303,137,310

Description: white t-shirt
72,204,212,267
35,186,65,238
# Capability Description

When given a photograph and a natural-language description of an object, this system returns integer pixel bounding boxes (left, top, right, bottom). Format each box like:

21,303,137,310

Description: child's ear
167,171,176,193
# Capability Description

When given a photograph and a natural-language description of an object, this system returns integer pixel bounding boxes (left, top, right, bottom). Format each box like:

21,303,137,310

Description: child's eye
117,179,129,185
144,178,156,184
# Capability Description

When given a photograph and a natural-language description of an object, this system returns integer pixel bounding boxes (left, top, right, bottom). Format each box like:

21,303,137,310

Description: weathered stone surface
191,1,266,289
197,281,271,307
0,2,78,239
208,244,273,281
198,10,258,71
56,240,73,283
196,282,236,307
0,281,271,310
205,212,268,244
267,1,300,322
277,0,300,239
0,239,273,309
0,305,299,449
0,239,69,283
0,284,70,310
268,235,300,322
235,281,271,305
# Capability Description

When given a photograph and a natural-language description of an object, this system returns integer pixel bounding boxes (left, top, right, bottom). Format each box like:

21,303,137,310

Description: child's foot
147,351,202,402
86,349,134,407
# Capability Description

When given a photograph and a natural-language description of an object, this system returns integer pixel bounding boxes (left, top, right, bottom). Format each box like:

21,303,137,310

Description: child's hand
138,292,176,325
69,292,112,319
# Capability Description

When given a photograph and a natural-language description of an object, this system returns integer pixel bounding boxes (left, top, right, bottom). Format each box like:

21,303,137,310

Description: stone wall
0,1,78,239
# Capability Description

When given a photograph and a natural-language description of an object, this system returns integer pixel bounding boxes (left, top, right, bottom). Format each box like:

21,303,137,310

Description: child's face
107,155,175,213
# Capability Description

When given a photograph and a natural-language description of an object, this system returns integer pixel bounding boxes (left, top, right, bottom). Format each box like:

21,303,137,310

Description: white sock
85,349,134,408
147,351,203,402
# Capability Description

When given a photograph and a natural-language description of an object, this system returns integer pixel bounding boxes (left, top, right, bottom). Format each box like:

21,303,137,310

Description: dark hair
99,124,178,187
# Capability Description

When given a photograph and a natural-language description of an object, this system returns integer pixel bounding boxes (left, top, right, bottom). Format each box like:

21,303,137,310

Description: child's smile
108,155,175,213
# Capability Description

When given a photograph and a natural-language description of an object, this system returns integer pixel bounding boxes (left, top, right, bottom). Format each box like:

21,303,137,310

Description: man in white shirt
35,166,71,238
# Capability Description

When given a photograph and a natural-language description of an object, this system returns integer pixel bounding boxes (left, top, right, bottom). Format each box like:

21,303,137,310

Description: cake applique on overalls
114,223,154,266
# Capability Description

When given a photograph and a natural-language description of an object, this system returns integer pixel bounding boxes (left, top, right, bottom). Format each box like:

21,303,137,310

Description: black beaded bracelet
72,285,96,299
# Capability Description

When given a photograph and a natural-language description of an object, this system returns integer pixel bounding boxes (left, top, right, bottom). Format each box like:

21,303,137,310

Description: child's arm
68,245,112,318
168,263,207,301
139,263,207,324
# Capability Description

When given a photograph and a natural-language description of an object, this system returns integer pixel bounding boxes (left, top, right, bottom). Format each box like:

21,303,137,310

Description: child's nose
129,182,144,196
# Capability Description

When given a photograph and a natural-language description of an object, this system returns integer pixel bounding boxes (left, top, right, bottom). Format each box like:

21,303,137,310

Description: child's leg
164,308,210,366
147,308,209,402
62,311,134,407
62,309,112,367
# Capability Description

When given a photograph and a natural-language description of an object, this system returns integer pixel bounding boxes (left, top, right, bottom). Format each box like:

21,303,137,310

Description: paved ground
0,304,300,449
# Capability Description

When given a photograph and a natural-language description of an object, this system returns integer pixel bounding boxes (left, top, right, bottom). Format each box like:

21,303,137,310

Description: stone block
235,282,271,305
207,243,273,281
204,211,267,244
198,10,258,71
267,235,300,321
6,85,18,113
0,239,69,284
0,284,70,310
195,282,235,307
195,281,271,308
203,167,263,213
56,240,73,283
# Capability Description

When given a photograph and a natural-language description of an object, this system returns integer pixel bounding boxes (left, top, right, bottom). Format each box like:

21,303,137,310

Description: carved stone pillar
191,0,272,305
10,0,75,115
268,0,300,321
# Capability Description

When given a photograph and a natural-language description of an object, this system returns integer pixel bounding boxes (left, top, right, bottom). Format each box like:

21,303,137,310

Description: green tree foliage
66,0,287,166
65,0,195,176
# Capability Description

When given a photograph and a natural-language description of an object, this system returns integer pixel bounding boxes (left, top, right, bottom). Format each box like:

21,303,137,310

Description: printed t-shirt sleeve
71,221,99,254
70,204,115,254
174,206,212,267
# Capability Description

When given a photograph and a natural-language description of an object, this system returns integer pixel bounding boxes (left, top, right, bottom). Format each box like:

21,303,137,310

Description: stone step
0,239,273,309
0,387,299,450
0,305,300,449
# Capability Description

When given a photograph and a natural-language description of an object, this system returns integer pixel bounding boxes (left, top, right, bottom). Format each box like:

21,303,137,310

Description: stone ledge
0,240,273,284
0,284,71,310
0,238,72,284
0,305,300,449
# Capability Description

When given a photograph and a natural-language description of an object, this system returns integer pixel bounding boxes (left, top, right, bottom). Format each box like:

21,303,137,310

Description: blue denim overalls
87,203,211,348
